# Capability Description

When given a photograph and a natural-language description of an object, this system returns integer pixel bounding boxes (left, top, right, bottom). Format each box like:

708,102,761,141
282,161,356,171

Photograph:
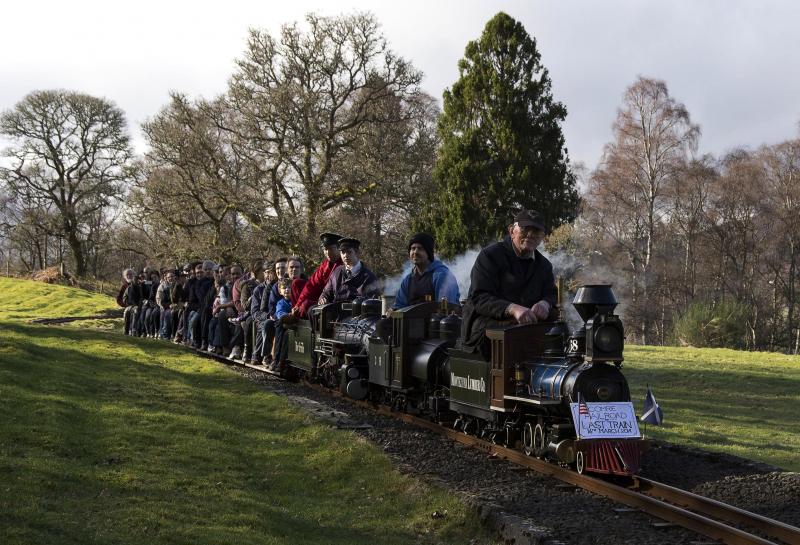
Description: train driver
318,237,379,304
390,232,460,312
461,209,557,359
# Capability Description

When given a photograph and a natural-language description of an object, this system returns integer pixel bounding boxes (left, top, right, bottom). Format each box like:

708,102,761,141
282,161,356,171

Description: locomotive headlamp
594,324,623,353
585,313,625,363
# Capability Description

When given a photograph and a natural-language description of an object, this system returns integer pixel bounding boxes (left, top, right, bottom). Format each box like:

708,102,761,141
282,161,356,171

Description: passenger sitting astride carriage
390,232,459,313
256,258,288,367
291,232,343,318
249,260,277,366
270,277,296,371
188,261,215,351
461,209,558,360
269,257,306,369
318,237,379,304
138,268,159,338
156,269,176,339
236,258,265,363
117,268,142,336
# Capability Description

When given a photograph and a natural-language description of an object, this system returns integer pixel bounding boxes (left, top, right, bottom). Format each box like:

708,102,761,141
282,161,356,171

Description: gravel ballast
226,363,798,545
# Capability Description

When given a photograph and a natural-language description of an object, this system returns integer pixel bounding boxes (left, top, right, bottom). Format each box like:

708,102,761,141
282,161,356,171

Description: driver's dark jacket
461,236,557,352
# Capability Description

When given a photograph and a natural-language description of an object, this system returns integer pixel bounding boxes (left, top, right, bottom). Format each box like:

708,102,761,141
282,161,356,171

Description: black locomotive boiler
285,284,646,476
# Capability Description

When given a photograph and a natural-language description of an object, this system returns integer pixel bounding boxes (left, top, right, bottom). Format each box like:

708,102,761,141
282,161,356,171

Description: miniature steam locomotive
285,285,646,475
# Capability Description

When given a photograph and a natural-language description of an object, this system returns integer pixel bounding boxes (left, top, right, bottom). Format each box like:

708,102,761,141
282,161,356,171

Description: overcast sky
2,0,799,172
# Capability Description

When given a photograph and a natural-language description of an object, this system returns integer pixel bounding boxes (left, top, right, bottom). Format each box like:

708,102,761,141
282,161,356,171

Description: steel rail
365,404,793,545
205,352,799,545
634,477,800,545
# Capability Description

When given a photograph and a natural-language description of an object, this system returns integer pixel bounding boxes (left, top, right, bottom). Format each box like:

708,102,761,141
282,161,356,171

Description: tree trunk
787,239,796,352
67,231,86,277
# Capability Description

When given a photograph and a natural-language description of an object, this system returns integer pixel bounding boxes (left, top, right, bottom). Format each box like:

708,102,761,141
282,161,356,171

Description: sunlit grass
626,345,800,471
0,278,490,545
0,276,116,320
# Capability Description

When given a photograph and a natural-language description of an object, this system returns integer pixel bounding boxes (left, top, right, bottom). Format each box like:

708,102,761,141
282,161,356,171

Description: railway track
351,398,799,545
202,350,800,545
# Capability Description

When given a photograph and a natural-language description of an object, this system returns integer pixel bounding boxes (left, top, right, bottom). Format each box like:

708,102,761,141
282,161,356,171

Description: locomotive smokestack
572,285,618,322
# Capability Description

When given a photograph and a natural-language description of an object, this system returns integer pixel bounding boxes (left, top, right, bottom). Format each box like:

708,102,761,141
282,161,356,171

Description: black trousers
273,321,289,363
219,314,243,349
241,316,254,356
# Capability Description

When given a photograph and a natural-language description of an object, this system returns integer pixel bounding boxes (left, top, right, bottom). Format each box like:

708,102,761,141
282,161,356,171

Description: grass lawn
626,345,800,471
0,277,490,545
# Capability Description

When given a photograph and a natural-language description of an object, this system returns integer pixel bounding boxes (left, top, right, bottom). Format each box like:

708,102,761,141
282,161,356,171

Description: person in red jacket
291,232,343,317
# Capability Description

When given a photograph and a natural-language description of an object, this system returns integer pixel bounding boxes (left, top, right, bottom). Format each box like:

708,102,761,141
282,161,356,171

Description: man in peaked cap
391,232,459,311
462,209,557,360
318,237,379,304
291,232,344,317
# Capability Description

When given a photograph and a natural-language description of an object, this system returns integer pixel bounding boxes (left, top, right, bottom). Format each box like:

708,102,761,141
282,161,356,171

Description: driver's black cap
513,210,545,231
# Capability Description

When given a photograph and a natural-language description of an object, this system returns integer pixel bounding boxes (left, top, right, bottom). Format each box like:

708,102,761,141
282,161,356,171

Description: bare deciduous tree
228,12,424,239
0,90,132,276
134,94,263,263
759,139,800,350
586,77,699,342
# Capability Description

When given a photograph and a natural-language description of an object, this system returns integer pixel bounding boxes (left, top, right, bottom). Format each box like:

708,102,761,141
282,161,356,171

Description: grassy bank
0,278,489,545
626,345,800,471
0,276,117,320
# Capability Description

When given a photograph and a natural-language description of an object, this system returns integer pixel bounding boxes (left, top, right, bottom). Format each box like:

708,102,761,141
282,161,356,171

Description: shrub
673,300,749,348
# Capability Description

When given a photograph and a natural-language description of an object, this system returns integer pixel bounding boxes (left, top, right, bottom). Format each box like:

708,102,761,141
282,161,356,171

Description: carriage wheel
576,451,586,474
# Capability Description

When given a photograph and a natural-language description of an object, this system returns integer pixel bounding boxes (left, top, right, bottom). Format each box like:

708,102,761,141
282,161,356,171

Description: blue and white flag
640,385,664,425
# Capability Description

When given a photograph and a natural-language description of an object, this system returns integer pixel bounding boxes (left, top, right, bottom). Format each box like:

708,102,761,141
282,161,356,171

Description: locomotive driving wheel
522,422,534,455
533,423,547,459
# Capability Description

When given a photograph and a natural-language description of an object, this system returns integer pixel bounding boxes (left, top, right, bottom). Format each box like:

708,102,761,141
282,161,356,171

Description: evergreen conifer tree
420,12,578,257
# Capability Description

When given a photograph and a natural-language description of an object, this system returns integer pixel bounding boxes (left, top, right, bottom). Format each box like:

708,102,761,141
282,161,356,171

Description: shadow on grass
1,321,458,545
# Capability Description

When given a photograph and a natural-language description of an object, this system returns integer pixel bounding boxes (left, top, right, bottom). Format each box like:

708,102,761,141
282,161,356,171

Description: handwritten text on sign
569,402,641,439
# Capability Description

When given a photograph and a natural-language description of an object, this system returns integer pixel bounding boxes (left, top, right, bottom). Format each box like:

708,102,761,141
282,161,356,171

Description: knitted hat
408,232,435,262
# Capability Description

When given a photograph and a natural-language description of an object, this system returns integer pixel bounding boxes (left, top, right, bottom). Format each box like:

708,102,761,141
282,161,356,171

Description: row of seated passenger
116,232,459,370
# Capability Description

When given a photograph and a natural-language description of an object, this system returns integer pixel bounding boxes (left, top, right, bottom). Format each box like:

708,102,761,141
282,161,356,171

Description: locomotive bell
361,298,382,316
544,323,566,357
572,284,618,322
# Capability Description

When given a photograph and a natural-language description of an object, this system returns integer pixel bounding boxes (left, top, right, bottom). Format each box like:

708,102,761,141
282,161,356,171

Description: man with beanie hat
392,233,460,311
